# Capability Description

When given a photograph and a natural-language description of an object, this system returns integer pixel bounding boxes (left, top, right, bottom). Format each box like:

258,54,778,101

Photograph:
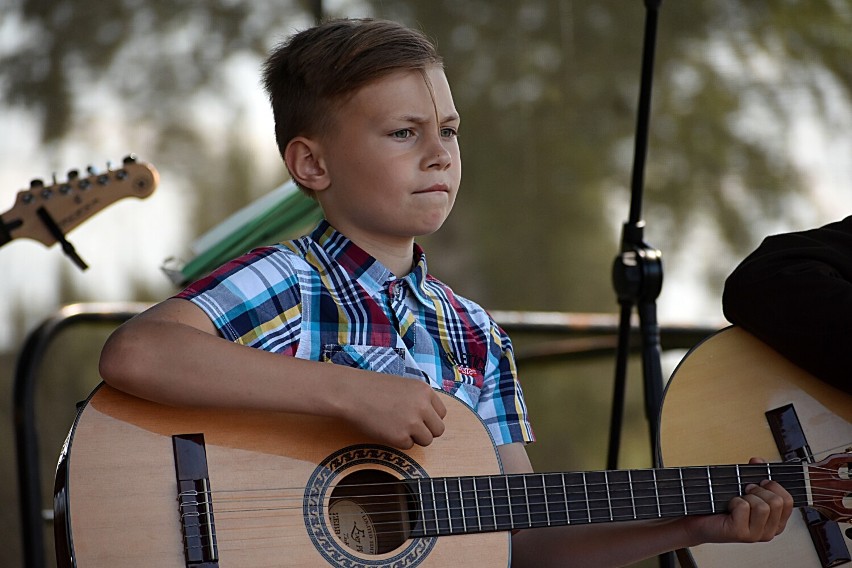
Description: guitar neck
408,462,810,537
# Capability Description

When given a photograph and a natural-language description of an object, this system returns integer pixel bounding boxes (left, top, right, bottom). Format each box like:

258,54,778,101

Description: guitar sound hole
329,469,417,555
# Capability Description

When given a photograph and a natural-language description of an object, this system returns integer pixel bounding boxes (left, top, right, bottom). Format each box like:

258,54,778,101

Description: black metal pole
608,2,672,566
609,0,664,470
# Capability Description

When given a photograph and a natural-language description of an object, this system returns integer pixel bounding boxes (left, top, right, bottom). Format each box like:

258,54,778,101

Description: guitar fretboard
408,463,808,537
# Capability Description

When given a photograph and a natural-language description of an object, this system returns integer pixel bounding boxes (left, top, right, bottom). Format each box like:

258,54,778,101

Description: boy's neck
332,223,416,277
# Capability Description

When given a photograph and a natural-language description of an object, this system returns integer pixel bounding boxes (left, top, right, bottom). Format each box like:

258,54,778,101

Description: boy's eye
391,129,414,139
441,127,458,139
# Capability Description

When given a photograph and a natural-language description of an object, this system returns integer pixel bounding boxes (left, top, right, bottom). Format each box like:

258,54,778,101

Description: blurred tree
2,1,850,311
373,0,852,311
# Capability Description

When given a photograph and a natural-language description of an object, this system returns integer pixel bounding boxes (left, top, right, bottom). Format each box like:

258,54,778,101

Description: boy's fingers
410,424,435,448
431,391,447,418
744,483,789,541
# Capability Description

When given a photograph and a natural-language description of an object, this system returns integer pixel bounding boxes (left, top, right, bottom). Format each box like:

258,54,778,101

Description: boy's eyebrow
395,112,461,124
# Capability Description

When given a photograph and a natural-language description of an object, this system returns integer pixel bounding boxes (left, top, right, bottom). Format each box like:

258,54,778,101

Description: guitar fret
710,466,741,513
487,477,497,531
517,473,550,529
472,477,482,532
605,470,632,522
656,467,685,517
653,470,661,517
583,472,591,521
604,471,613,521
492,475,512,531
508,475,527,529
681,467,714,515
562,473,571,525
458,478,467,533
432,478,449,535
630,469,657,519
679,468,687,515
416,479,433,536
707,466,715,513
541,473,567,526
459,477,479,533
444,478,453,533
472,476,494,532
628,470,636,519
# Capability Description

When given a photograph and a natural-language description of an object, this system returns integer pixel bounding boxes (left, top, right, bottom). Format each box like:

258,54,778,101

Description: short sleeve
176,246,304,355
476,320,536,446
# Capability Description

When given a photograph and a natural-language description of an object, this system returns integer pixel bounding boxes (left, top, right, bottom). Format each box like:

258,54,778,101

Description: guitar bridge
173,434,220,567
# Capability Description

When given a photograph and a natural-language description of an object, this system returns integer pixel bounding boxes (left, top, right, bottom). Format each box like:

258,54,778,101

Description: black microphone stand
609,2,674,566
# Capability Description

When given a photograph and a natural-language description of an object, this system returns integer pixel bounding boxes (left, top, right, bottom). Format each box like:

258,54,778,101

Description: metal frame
13,302,150,568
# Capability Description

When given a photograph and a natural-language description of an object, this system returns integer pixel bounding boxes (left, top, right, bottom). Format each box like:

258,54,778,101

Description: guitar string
176,472,848,556
196,474,846,519
173,466,846,547
200,461,847,504
171,447,852,554
180,476,848,557
200,484,842,522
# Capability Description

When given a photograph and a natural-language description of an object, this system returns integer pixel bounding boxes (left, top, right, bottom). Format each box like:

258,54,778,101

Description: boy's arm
499,443,794,568
99,298,447,449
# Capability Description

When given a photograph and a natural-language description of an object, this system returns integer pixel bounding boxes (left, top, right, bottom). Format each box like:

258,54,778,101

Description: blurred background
1,0,851,566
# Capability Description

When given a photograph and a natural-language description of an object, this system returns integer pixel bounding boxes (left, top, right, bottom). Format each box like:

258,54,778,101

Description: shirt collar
309,220,432,303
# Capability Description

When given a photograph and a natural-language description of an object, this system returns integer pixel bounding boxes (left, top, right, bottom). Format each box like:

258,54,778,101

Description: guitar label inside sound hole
330,469,416,555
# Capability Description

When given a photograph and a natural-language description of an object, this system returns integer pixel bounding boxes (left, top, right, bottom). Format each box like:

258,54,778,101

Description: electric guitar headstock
0,155,158,268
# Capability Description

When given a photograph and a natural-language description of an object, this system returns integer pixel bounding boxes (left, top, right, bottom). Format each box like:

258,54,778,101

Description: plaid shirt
177,220,534,446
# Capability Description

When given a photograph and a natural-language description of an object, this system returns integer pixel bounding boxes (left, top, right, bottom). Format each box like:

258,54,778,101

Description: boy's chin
412,218,450,237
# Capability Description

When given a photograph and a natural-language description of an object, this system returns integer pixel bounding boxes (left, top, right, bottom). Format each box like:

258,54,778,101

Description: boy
100,18,793,566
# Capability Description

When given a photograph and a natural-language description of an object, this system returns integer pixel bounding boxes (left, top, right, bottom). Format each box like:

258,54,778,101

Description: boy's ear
284,137,331,191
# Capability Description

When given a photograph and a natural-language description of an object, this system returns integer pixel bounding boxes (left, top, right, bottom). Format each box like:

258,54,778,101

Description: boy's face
312,66,461,249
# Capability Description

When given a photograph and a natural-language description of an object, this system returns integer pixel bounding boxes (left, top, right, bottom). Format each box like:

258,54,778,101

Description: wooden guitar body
660,326,852,567
54,384,509,567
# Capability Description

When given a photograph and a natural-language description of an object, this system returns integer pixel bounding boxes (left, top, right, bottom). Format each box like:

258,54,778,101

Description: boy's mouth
415,183,450,194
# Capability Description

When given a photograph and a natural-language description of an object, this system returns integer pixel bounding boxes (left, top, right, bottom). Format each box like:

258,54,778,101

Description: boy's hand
337,372,447,449
681,458,794,545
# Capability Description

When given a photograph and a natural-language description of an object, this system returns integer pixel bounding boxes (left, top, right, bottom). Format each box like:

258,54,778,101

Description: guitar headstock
808,453,852,523
0,155,159,247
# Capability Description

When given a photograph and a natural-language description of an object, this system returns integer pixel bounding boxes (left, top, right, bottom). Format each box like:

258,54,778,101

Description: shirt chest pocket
321,344,406,376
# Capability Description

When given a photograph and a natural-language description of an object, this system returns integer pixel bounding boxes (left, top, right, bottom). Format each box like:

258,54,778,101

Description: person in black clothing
723,215,852,394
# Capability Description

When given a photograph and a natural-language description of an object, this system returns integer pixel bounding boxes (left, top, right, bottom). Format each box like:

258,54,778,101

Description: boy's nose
423,137,452,170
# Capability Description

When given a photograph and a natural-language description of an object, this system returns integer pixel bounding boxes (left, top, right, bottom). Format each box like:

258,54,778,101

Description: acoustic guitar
660,326,852,567
54,381,850,567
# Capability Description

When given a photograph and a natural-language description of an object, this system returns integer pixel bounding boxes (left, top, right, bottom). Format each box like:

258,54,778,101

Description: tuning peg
67,169,79,180
30,179,54,199
22,180,42,204
123,154,137,164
